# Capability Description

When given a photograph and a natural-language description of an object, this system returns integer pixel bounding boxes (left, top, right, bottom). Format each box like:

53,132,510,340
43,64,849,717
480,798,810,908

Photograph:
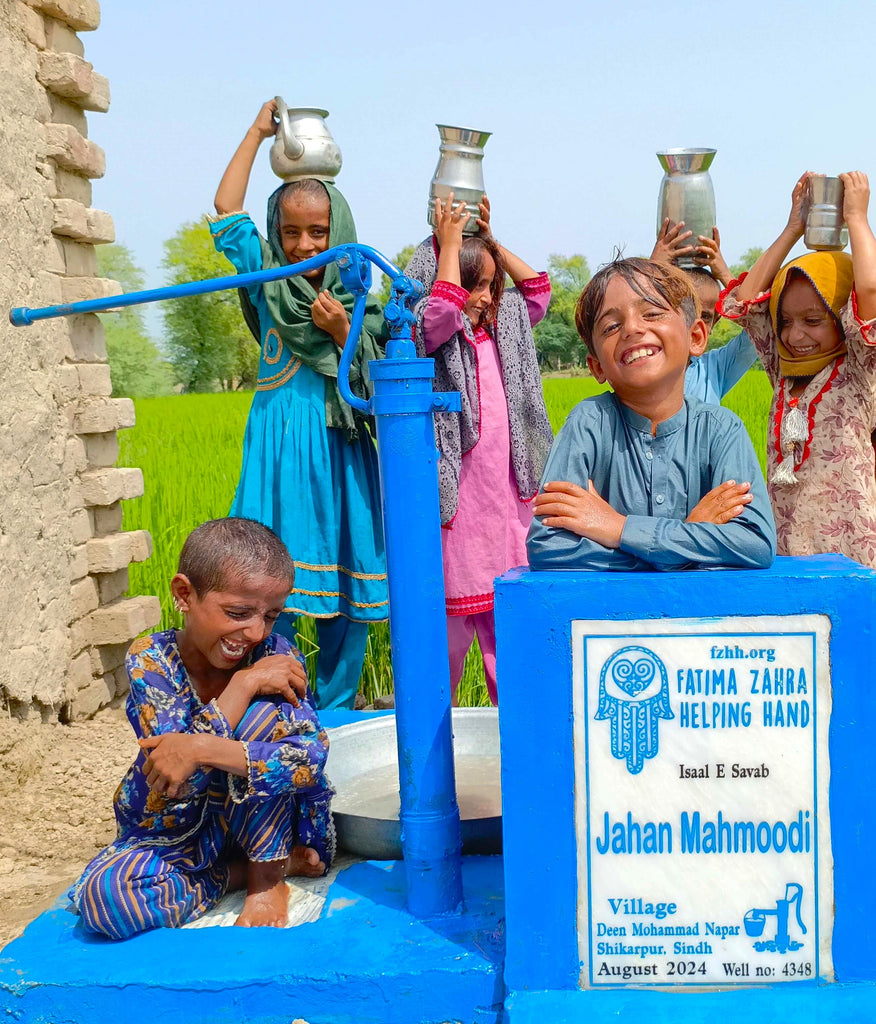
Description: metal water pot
427,124,491,235
804,175,847,251
269,96,342,182
656,148,717,268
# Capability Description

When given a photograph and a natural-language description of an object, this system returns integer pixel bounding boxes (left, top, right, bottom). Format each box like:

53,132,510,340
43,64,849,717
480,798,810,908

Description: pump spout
785,883,807,935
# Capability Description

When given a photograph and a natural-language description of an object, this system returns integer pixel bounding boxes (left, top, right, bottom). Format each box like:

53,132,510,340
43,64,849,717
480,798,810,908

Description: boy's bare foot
234,859,289,928
285,845,326,878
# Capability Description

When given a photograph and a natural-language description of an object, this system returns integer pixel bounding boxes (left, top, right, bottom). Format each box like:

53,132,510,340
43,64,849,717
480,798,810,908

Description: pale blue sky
85,0,876,303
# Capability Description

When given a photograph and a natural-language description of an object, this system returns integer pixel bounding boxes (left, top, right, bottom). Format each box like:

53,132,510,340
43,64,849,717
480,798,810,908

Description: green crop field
118,372,772,706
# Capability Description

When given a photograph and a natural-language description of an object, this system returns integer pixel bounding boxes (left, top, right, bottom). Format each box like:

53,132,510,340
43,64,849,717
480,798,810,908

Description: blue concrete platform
0,856,505,1024
504,984,876,1023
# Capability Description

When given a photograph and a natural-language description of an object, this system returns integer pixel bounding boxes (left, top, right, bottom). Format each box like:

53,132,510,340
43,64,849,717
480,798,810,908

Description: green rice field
118,372,772,705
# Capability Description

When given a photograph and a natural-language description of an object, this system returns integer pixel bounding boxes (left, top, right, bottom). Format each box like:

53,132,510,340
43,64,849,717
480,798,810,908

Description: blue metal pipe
336,249,464,915
9,241,465,918
370,356,464,916
335,249,372,416
8,243,401,326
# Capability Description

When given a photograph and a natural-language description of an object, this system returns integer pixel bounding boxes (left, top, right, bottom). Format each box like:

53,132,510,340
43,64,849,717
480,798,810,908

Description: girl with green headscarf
717,171,876,568
209,100,388,709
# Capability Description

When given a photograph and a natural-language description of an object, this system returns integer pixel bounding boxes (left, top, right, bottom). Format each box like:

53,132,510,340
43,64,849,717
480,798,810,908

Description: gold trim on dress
257,359,302,391
258,358,300,385
283,605,389,622
291,586,389,609
263,327,283,365
293,560,387,581
207,212,249,237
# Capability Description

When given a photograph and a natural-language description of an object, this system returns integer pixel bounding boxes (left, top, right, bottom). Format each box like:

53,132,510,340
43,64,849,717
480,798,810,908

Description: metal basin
327,708,502,860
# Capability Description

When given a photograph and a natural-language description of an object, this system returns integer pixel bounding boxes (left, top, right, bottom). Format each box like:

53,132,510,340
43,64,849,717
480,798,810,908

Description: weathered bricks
37,52,110,111
44,122,105,178
96,567,129,604
83,430,118,466
83,595,162,647
79,467,144,506
5,0,158,721
70,575,99,621
43,15,85,55
73,397,135,434
76,362,112,398
86,530,152,574
28,0,101,33
52,198,115,243
59,275,121,304
16,1,46,47
66,673,114,720
91,503,123,537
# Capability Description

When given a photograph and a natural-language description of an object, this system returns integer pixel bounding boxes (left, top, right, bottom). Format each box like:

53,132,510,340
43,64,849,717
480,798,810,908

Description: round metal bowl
327,708,502,860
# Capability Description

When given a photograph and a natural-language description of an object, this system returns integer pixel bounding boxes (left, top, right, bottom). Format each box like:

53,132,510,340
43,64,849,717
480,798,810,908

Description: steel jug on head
427,125,491,236
656,148,717,268
804,175,847,251
269,96,342,182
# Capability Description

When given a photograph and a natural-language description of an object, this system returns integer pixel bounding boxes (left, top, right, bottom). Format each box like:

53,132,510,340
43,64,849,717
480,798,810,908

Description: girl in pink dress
717,171,876,566
405,196,553,703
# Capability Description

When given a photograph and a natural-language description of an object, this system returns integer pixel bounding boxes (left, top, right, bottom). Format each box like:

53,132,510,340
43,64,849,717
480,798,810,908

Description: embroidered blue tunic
209,213,388,622
69,630,334,939
526,393,776,571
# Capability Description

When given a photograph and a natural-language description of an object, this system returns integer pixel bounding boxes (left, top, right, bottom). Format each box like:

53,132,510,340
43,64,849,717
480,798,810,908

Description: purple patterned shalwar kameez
69,630,334,940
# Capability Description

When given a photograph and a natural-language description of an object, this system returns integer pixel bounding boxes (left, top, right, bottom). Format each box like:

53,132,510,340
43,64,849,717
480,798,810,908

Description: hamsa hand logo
596,646,673,774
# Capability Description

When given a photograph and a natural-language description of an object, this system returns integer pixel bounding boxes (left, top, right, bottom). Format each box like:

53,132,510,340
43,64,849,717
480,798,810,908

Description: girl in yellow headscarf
717,171,876,567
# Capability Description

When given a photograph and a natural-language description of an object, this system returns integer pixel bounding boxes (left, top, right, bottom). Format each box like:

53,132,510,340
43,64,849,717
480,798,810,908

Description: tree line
97,227,763,397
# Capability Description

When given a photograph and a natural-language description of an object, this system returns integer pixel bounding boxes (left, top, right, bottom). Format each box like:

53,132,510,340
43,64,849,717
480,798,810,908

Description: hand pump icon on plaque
744,883,807,953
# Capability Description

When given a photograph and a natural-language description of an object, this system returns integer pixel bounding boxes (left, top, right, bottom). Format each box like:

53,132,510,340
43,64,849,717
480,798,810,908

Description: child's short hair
575,256,701,355
276,178,330,208
459,234,505,324
177,518,295,596
684,267,721,329
684,266,720,292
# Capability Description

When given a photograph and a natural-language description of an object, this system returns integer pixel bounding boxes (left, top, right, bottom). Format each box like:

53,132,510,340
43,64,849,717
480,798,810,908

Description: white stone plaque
573,615,833,989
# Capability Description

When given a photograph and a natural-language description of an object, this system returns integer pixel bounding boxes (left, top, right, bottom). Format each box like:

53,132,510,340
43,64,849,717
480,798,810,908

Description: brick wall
0,0,159,720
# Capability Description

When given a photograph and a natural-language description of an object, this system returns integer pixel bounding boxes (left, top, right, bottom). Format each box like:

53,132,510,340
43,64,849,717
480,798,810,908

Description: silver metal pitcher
427,124,491,235
656,148,717,268
804,175,847,251
269,96,342,182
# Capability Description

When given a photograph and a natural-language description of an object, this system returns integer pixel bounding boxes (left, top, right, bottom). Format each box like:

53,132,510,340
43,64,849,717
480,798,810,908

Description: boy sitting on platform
526,257,776,571
69,518,333,939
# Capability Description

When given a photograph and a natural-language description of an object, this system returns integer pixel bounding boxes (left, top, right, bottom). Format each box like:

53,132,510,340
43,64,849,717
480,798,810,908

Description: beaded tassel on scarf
773,395,807,486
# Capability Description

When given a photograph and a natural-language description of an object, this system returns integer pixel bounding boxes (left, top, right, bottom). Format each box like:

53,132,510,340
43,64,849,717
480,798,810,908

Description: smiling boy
526,257,776,570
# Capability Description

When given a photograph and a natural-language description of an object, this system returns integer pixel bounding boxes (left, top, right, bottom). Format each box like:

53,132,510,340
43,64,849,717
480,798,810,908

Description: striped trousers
73,702,306,940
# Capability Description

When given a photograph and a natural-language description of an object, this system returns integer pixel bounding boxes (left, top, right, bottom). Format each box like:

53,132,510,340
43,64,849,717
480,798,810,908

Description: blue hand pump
10,244,465,918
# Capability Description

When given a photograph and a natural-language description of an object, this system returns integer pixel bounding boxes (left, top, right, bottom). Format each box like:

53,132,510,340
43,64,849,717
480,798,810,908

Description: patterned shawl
238,181,386,441
404,236,553,524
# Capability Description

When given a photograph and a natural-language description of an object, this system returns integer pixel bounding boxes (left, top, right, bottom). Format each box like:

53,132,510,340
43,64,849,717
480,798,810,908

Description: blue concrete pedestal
495,555,876,1023
0,856,504,1024
0,712,502,1024
504,984,876,1023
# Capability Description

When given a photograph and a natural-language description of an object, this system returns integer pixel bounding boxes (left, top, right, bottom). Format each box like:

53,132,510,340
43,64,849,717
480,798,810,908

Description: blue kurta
526,392,776,571
210,213,388,622
684,329,758,404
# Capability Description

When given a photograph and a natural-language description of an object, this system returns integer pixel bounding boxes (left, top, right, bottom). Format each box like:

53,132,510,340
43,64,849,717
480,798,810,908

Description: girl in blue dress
210,100,388,709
